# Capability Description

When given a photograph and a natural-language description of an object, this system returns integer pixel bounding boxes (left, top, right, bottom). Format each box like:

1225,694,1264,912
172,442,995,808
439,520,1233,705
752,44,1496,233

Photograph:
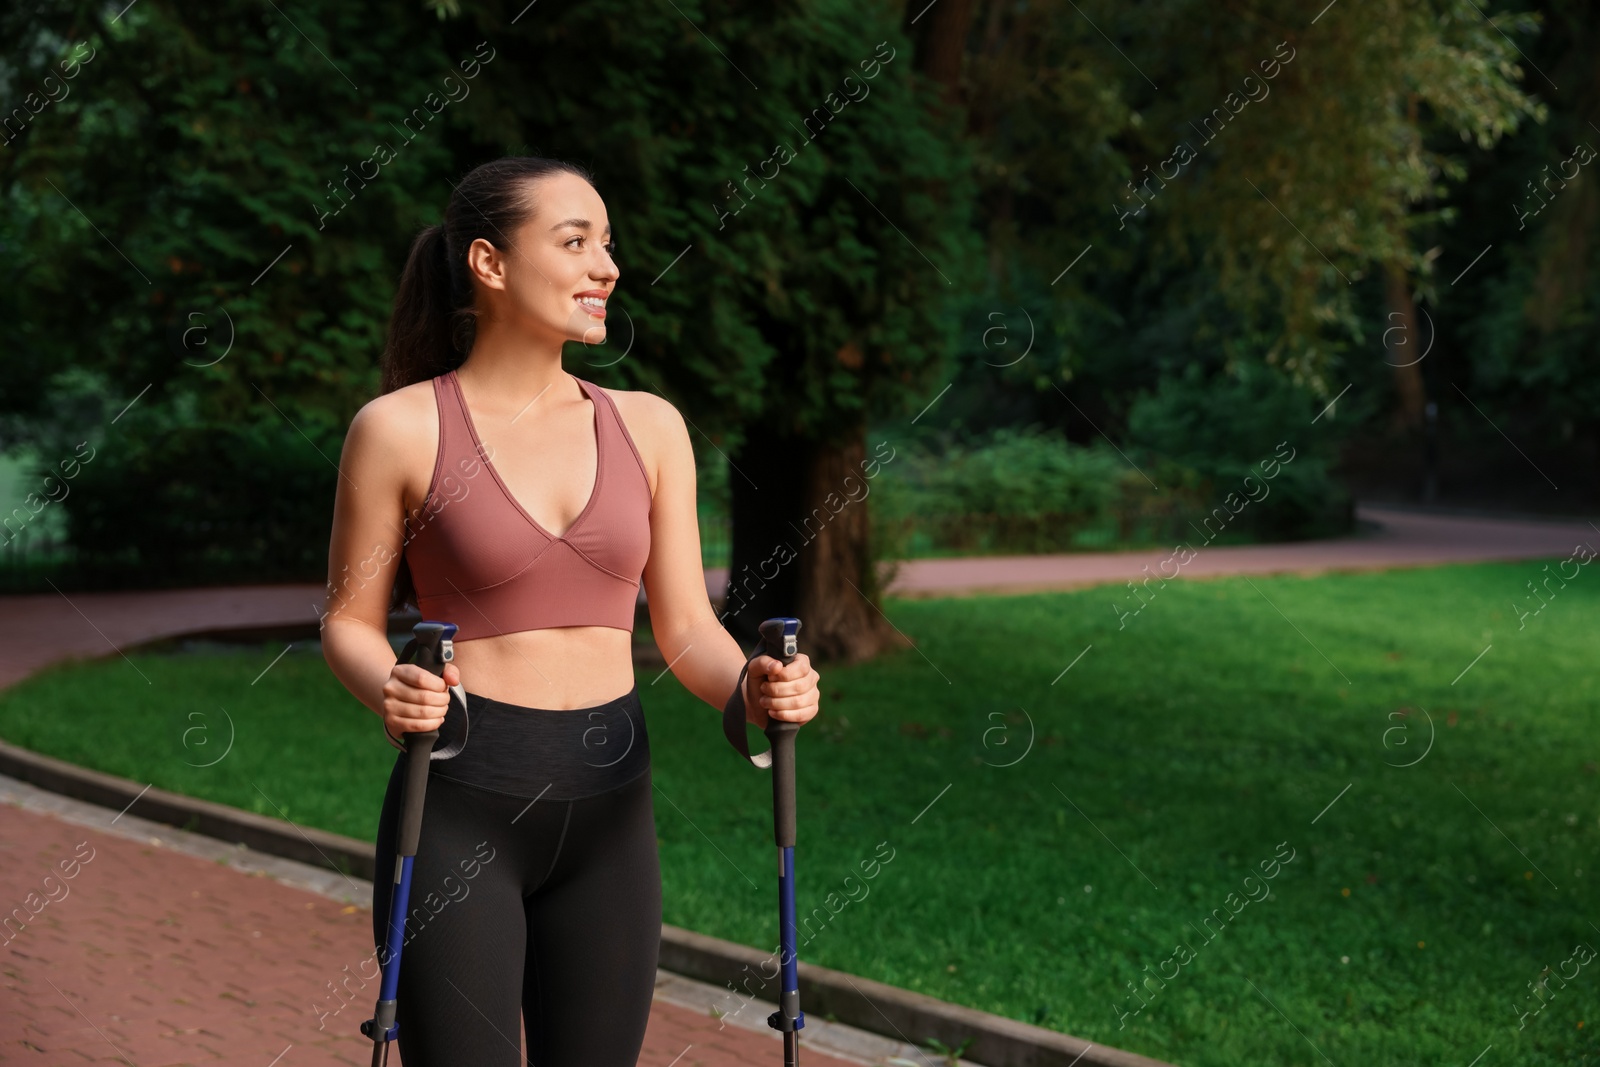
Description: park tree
432,0,985,660
0,0,471,578
1433,0,1600,503
890,0,1544,465
0,0,474,425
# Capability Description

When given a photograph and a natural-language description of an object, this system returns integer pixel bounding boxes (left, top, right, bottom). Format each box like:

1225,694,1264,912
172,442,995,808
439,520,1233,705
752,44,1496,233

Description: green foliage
0,0,463,426
0,364,341,588
0,0,1581,582
919,1034,975,1065
882,427,1127,519
0,0,982,581
868,428,1212,556
942,0,1546,403
1125,362,1353,539
435,0,983,441
64,398,340,587
1123,0,1544,385
886,0,1560,521
1441,6,1600,430
0,0,474,587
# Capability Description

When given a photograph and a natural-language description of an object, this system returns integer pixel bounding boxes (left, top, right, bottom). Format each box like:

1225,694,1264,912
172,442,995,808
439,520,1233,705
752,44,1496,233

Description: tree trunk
723,420,909,663
795,424,910,663
1383,260,1427,430
722,423,807,650
904,0,978,104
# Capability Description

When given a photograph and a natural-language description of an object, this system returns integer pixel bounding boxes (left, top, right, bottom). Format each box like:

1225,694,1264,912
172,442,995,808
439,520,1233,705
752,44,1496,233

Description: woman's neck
456,321,575,414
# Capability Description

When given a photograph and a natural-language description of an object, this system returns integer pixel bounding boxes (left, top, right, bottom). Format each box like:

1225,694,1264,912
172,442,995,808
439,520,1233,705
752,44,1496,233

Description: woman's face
469,170,618,348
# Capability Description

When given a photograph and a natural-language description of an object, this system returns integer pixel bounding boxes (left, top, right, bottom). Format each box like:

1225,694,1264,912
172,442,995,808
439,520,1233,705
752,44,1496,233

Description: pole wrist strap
721,638,773,770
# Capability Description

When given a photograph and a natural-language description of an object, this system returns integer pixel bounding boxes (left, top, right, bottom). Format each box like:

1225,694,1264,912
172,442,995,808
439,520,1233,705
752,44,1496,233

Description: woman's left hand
744,652,820,730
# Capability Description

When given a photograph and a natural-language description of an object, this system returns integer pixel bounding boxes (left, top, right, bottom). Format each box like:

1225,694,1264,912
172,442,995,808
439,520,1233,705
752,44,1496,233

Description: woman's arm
635,394,819,728
321,393,456,732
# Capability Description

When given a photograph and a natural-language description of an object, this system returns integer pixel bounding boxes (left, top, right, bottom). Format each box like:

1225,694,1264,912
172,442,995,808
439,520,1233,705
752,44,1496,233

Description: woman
321,155,821,1066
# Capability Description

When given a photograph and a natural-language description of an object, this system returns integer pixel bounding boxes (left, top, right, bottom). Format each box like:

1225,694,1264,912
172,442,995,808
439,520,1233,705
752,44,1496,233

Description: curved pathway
4,504,1591,690
873,503,1599,599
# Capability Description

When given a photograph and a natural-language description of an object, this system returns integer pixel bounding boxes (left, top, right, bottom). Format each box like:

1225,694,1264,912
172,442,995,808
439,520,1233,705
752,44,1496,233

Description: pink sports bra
402,368,653,640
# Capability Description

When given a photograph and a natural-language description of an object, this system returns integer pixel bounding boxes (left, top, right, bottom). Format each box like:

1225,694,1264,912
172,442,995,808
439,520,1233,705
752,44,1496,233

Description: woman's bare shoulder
343,378,441,483
599,387,689,495
349,378,436,435
602,385,679,423
601,387,687,448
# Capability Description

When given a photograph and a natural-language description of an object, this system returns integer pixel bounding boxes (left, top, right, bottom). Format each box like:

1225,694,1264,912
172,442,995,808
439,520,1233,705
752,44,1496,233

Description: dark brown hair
380,155,597,613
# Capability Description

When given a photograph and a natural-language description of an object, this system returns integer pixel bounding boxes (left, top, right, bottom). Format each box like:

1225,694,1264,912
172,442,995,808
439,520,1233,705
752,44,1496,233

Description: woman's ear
465,236,507,291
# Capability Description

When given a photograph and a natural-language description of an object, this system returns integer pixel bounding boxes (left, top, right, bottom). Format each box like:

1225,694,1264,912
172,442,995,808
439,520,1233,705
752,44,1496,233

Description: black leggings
371,684,661,1066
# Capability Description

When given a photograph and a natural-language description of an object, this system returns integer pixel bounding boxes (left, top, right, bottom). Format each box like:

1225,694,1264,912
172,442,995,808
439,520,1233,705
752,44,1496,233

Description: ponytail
379,224,461,395
378,155,598,612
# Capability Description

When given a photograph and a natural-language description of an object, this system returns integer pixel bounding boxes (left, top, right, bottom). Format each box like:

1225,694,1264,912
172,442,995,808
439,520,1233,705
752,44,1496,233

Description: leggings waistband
423,683,650,802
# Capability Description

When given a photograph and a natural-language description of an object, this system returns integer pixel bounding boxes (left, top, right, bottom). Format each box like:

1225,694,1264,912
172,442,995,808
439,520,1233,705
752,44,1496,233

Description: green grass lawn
2,559,1597,1066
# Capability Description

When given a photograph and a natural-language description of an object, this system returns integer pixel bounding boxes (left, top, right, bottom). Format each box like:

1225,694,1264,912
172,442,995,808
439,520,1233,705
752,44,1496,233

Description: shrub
870,426,1209,556
1125,363,1352,540
54,392,339,588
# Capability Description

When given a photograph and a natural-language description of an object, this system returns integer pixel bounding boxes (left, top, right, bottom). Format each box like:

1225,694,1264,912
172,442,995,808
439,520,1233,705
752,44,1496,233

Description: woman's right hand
381,660,461,738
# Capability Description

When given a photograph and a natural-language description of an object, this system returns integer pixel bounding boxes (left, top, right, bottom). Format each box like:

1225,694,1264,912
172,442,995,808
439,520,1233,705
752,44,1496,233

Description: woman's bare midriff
446,626,637,711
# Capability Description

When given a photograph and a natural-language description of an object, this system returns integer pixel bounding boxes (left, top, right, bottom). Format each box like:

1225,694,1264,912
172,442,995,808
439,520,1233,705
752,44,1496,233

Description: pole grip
758,617,801,849
397,729,438,858
767,720,799,848
392,621,456,857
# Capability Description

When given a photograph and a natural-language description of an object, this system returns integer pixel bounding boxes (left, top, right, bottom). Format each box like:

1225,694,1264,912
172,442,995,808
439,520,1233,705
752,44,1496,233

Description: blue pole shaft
779,846,798,993
379,854,414,1006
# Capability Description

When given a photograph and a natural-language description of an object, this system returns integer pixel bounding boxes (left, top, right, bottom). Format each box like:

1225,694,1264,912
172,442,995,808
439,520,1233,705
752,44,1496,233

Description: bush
1125,363,1352,540
870,427,1209,556
41,381,341,588
885,426,1126,518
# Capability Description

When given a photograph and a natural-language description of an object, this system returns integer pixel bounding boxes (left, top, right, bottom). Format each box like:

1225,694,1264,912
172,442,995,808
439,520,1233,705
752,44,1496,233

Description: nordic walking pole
362,620,468,1067
759,617,805,1066
720,616,806,1064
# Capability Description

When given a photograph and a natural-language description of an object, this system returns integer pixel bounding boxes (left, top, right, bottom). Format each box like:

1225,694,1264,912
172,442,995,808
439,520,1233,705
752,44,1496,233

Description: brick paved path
0,796,870,1067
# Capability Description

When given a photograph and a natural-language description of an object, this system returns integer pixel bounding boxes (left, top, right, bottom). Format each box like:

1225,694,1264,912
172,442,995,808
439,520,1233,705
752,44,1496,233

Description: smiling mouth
574,296,607,319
